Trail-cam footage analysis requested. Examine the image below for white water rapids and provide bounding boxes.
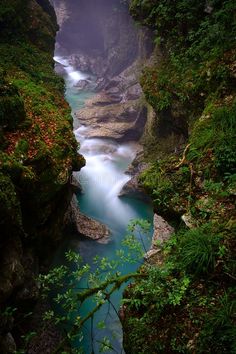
[54,55,88,86]
[74,126,140,230]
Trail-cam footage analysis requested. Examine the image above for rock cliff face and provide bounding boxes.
[0,0,84,351]
[53,0,145,77]
[53,0,153,142]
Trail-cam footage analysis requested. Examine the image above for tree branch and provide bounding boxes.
[52,272,146,353]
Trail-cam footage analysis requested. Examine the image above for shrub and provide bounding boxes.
[178,224,222,275]
[215,140,236,175]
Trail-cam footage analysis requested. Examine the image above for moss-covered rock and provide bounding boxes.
[0,1,85,348]
[0,76,26,130]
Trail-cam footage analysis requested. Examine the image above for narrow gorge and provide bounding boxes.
[0,0,236,354]
[52,1,154,352]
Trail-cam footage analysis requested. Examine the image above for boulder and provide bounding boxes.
[119,149,150,201]
[75,79,90,90]
[65,195,110,241]
[119,175,151,202]
[54,62,67,76]
[76,97,147,141]
[145,214,174,260]
[152,214,174,246]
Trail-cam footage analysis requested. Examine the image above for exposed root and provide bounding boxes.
[174,143,191,169]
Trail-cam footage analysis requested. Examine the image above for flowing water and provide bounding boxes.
[54,55,153,353]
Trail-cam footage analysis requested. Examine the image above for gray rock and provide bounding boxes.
[152,214,174,246]
[75,79,90,90]
[54,62,66,76]
[65,195,110,241]
[71,175,83,194]
[119,175,151,202]
[122,83,143,102]
[76,97,147,141]
[181,213,197,228]
[145,214,174,260]
[68,53,90,72]
[119,150,150,201]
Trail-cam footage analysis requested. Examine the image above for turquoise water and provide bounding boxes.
[65,86,94,114]
[54,55,153,353]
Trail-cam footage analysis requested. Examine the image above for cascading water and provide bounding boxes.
[75,131,139,228]
[54,55,153,353]
[54,55,88,86]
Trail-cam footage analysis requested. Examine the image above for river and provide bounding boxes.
[54,55,153,353]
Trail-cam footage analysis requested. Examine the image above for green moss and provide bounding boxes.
[125,2,236,353]
[0,0,84,243]
[141,66,176,112]
[131,0,236,160]
[0,76,26,130]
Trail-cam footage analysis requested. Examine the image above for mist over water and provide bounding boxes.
[54,55,153,353]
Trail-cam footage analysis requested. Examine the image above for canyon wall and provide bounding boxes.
[122,1,236,353]
[53,0,153,142]
[53,0,150,77]
[0,1,84,351]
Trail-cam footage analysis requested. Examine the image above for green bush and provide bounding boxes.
[178,224,222,275]
[187,101,236,179]
[215,139,236,175]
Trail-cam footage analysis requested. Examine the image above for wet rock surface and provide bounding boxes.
[75,60,148,141]
[119,148,151,201]
[76,96,147,141]
[119,173,150,202]
[65,195,110,240]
